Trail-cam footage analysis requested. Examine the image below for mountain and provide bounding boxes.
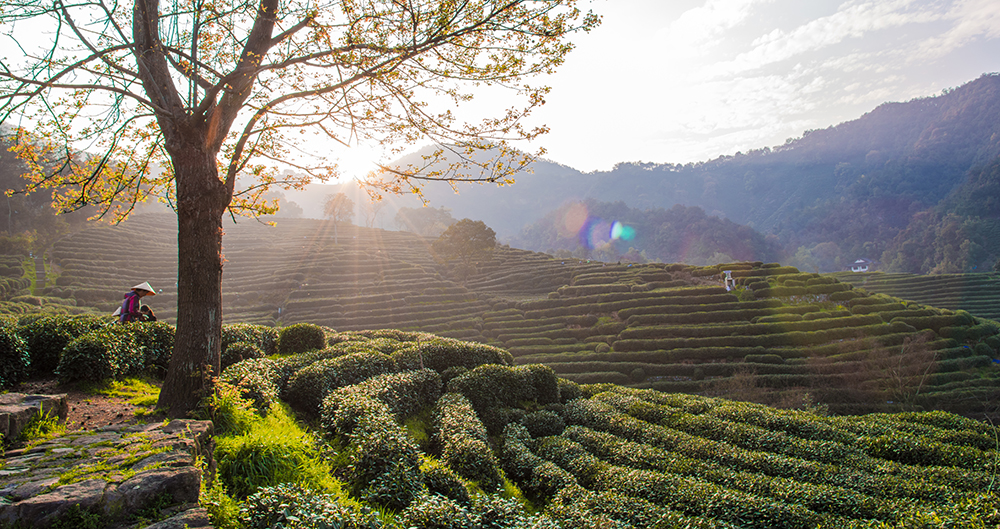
[369,73,1000,272]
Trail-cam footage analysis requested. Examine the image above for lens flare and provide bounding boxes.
[560,203,589,238]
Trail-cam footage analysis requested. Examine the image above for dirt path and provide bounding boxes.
[12,378,165,432]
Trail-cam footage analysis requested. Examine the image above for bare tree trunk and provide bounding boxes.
[157,147,229,417]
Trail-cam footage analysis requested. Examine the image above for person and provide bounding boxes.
[119,281,156,323]
[140,305,157,322]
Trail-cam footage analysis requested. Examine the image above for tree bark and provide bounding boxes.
[157,145,230,417]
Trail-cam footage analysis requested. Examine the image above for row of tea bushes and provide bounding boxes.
[833,272,1000,322]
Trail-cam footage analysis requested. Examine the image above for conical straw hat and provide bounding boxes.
[131,281,156,294]
[112,307,121,316]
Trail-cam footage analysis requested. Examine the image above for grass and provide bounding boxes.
[8,408,65,449]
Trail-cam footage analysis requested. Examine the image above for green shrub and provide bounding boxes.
[283,351,396,415]
[434,393,502,490]
[219,357,282,412]
[349,413,424,510]
[422,462,471,505]
[321,369,443,436]
[446,363,560,434]
[222,323,279,357]
[393,337,513,373]
[129,321,175,373]
[221,341,264,372]
[239,483,382,529]
[19,315,107,375]
[398,493,474,529]
[56,325,144,383]
[0,317,29,389]
[521,410,565,438]
[558,378,582,403]
[278,322,327,355]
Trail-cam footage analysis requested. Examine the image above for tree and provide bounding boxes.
[394,206,455,237]
[323,192,355,243]
[362,199,386,229]
[433,218,496,269]
[1,0,597,416]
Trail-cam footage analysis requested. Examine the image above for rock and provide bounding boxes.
[0,478,108,528]
[143,506,213,529]
[0,393,67,442]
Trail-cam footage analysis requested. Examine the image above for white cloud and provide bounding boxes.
[711,0,935,76]
[915,0,1000,59]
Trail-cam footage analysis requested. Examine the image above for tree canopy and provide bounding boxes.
[433,218,496,267]
[0,0,597,416]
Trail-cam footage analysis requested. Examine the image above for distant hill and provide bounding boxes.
[367,73,1000,273]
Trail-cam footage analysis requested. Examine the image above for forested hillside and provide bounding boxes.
[395,73,1000,274]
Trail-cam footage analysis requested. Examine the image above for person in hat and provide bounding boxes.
[119,281,156,323]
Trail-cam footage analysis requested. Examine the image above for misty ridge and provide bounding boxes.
[260,72,1000,275]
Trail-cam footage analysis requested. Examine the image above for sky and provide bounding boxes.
[339,0,1000,177]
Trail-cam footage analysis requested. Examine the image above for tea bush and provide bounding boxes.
[283,351,396,415]
[349,412,424,510]
[128,321,175,373]
[18,314,107,375]
[219,357,282,412]
[0,316,29,389]
[278,322,327,355]
[239,483,382,529]
[433,393,502,490]
[220,341,264,372]
[392,337,513,373]
[221,323,279,357]
[56,325,144,383]
[321,369,442,436]
[421,459,471,505]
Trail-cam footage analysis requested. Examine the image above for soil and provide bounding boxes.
[12,377,167,432]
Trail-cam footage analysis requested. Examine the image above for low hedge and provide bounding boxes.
[283,351,397,415]
[433,392,502,490]
[446,363,560,434]
[392,337,513,373]
[222,323,279,357]
[0,317,29,389]
[278,322,327,355]
[221,341,265,371]
[18,314,108,375]
[240,483,382,529]
[56,325,145,383]
[321,369,443,436]
[219,357,282,411]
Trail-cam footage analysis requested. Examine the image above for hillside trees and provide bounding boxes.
[394,206,456,237]
[323,192,354,244]
[0,0,597,416]
[433,219,497,274]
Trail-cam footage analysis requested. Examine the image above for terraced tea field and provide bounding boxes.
[832,271,1000,321]
[42,214,1000,415]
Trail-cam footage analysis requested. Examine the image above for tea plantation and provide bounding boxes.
[1,319,998,528]
[16,213,1000,415]
[833,271,1000,322]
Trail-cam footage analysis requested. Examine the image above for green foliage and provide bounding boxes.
[433,218,497,266]
[222,323,279,357]
[219,357,282,413]
[421,459,471,505]
[128,321,175,373]
[214,402,342,500]
[55,324,145,383]
[0,316,29,389]
[283,351,397,416]
[18,314,107,375]
[321,369,442,436]
[433,392,502,490]
[220,340,264,372]
[521,410,565,438]
[278,323,327,355]
[446,363,560,434]
[392,337,513,373]
[239,483,382,529]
